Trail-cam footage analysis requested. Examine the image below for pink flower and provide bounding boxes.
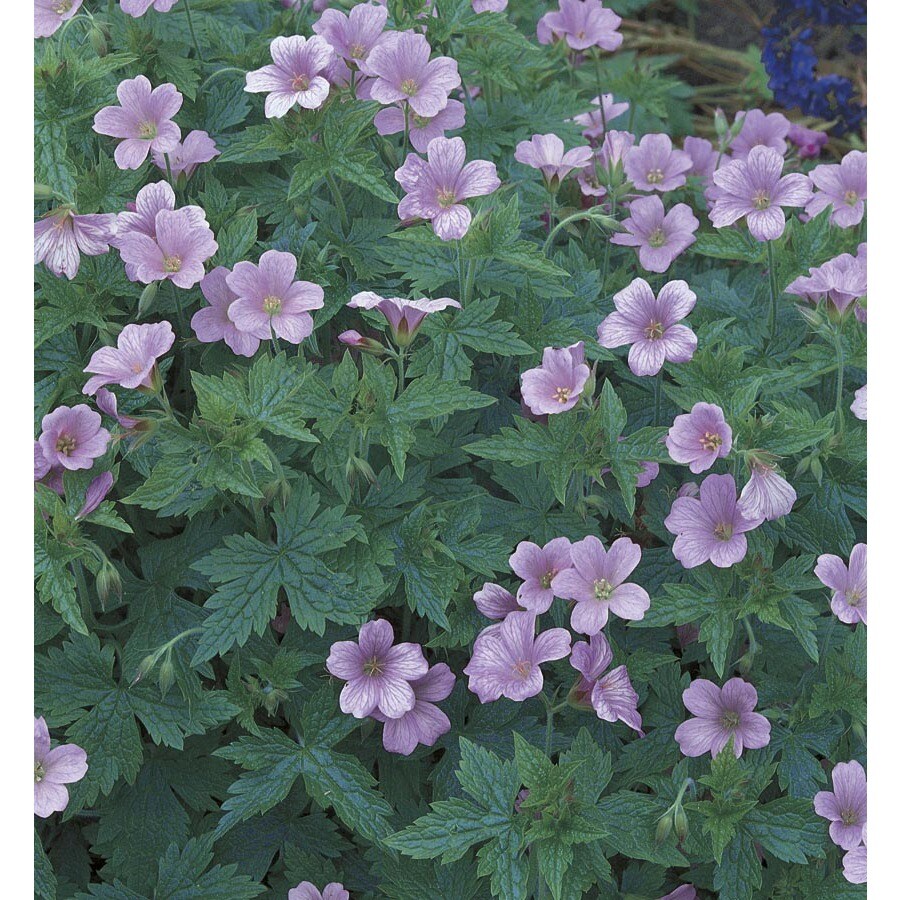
[537,0,623,52]
[75,471,115,520]
[374,100,466,153]
[288,883,349,900]
[34,208,117,280]
[120,0,179,15]
[226,250,324,345]
[313,2,388,66]
[464,610,571,703]
[348,291,460,345]
[665,402,732,474]
[787,123,828,159]
[625,133,693,193]
[570,632,643,735]
[514,133,594,187]
[573,94,629,141]
[683,136,722,182]
[729,109,790,159]
[371,662,455,755]
[815,543,867,626]
[326,619,429,719]
[851,385,867,421]
[805,150,867,228]
[474,583,521,619]
[34,442,52,482]
[842,827,867,885]
[709,145,812,241]
[35,0,83,38]
[39,405,110,471]
[245,36,334,118]
[83,321,176,395]
[474,0,508,10]
[365,32,460,118]
[785,251,867,316]
[674,677,771,758]
[191,266,261,358]
[739,457,796,522]
[610,195,698,273]
[552,535,650,634]
[94,388,140,429]
[598,278,697,376]
[93,75,182,170]
[519,342,590,415]
[395,136,500,241]
[34,716,88,818]
[151,130,219,180]
[814,760,867,851]
[509,537,573,613]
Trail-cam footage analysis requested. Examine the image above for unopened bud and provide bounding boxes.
[132,653,158,686]
[674,805,689,842]
[138,281,159,317]
[338,331,385,355]
[89,24,109,57]
[655,811,674,845]
[34,183,55,200]
[158,655,175,697]
[714,108,729,139]
[96,560,122,607]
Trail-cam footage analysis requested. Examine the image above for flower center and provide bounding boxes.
[400,78,419,96]
[540,571,554,589]
[713,522,733,542]
[846,589,861,608]
[648,227,667,248]
[35,762,46,783]
[593,578,614,601]
[55,434,76,456]
[349,43,367,60]
[53,0,72,12]
[163,255,182,273]
[752,190,771,210]
[646,168,665,184]
[721,710,741,730]
[844,190,859,206]
[841,809,859,826]
[291,73,310,92]
[552,386,572,404]
[263,295,283,315]
[436,188,456,208]
[362,656,384,677]
[512,659,533,679]
[645,321,664,341]
[138,121,158,140]
[700,431,722,451]
[411,112,431,129]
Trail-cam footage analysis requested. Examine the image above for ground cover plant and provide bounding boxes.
[34,1,867,897]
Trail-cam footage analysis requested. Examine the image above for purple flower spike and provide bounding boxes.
[35,0,84,38]
[34,208,117,280]
[729,109,790,159]
[598,278,697,376]
[610,195,699,273]
[372,662,455,755]
[815,543,867,626]
[326,619,428,719]
[348,291,460,345]
[665,402,732,473]
[674,677,771,758]
[474,583,521,619]
[92,75,182,170]
[226,250,324,345]
[570,632,644,735]
[664,474,762,569]
[814,760,867,851]
[192,267,262,358]
[552,535,650,634]
[464,610,571,703]
[805,150,867,229]
[245,36,334,118]
[39,406,110,472]
[366,32,460,118]
[152,130,218,180]
[75,471,115,521]
[514,134,594,186]
[395,136,499,241]
[573,94,629,141]
[509,537,573,613]
[739,458,796,522]
[537,0,623,52]
[34,716,88,818]
[374,100,466,153]
[289,883,350,900]
[851,385,867,421]
[120,0,179,15]
[313,2,388,67]
[83,321,175,395]
[787,123,828,159]
[709,145,812,241]
[625,133,693,192]
[519,343,590,415]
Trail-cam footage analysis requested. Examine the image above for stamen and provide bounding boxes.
[646,168,665,184]
[400,78,419,97]
[594,578,614,601]
[752,190,770,210]
[164,255,182,273]
[648,227,667,248]
[552,386,572,403]
[55,435,76,456]
[263,295,282,315]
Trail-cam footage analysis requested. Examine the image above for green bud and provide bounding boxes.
[674,805,689,842]
[138,281,159,318]
[34,183,55,200]
[132,653,159,686]
[714,107,729,139]
[655,811,674,845]
[89,24,109,57]
[96,559,122,608]
[158,654,175,697]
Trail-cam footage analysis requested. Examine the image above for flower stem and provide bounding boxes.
[593,50,607,133]
[182,0,204,62]
[766,239,779,344]
[834,323,845,434]
[653,369,663,424]
[547,190,556,236]
[456,241,466,300]
[325,172,348,231]
[395,349,406,393]
[163,152,174,188]
[198,67,246,94]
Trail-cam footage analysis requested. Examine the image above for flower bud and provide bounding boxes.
[89,23,109,57]
[138,282,159,318]
[132,653,158,686]
[714,108,729,139]
[655,811,674,845]
[158,654,175,697]
[34,183,55,200]
[96,559,123,608]
[339,331,386,355]
[674,805,689,842]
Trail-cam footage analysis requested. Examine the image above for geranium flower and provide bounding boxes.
[665,402,732,473]
[473,583,521,619]
[120,0,179,15]
[473,0,507,10]
[739,456,796,522]
[514,133,594,187]
[38,405,110,472]
[289,883,349,900]
[348,291,460,345]
[519,343,590,415]
[83,321,176,395]
[729,109,790,159]
[151,130,219,180]
[245,36,334,118]
[537,0,623,52]
[34,208,117,280]
[75,471,115,521]
[374,100,466,153]
[814,760,867,850]
[787,123,828,159]
[842,827,867,885]
[191,267,261,358]
[35,0,83,39]
[34,716,88,818]
[805,150,867,228]
[625,133,693,192]
[312,2,388,67]
[573,94,629,141]
[785,251,867,316]
[610,195,699,273]
[93,75,182,170]
[508,537,573,614]
[851,385,867,421]
[570,632,643,734]
[815,543,867,625]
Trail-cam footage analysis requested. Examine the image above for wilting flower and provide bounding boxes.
[93,75,182,170]
[610,195,699,273]
[473,0,507,10]
[38,406,110,471]
[729,109,790,159]
[395,136,499,240]
[326,619,428,719]
[313,2,388,66]
[245,36,334,118]
[338,331,385,354]
[288,883,349,900]
[842,826,867,885]
[598,278,697,376]
[787,123,828,159]
[226,250,324,345]
[35,0,84,39]
[464,610,571,703]
[75,471,115,520]
[34,716,88,818]
[34,208,117,280]
[83,321,175,395]
[151,130,218,180]
[537,0,623,52]
[514,134,594,188]
[552,535,650,634]
[664,473,762,569]
[815,543,867,626]
[366,32,460,118]
[625,133,693,193]
[814,760,867,850]
[709,146,812,241]
[120,0,179,15]
[95,388,140,429]
[520,342,590,415]
[570,633,643,734]
[375,100,466,153]
[739,455,796,521]
[674,677,771,758]
[191,267,261,358]
[851,385,867,421]
[665,402,732,473]
[805,150,867,228]
[372,663,455,755]
[509,537,573,614]
[573,94,629,141]
[474,583,521,619]
[348,291,460,345]
[785,251,867,316]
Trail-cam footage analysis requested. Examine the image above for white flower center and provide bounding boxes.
[753,190,771,210]
[552,386,572,404]
[164,255,182,273]
[263,295,283,315]
[400,78,419,96]
[646,168,665,184]
[700,431,722,451]
[594,578,614,601]
[139,121,158,140]
[648,227,667,248]
[55,434,76,456]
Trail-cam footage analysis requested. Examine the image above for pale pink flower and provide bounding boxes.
[83,321,175,395]
[191,267,261,357]
[151,130,219,180]
[508,537,573,613]
[34,208,117,280]
[245,36,334,118]
[519,342,590,415]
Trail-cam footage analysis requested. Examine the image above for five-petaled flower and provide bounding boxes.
[815,543,867,625]
[34,716,88,818]
[520,342,591,415]
[814,760,867,851]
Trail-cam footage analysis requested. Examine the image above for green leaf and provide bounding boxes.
[388,374,495,424]
[35,830,57,900]
[743,798,827,864]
